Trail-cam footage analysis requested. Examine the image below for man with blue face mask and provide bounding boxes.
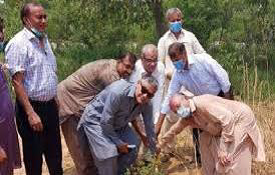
[5,3,62,175]
[155,42,233,164]
[158,8,206,80]
[156,7,206,163]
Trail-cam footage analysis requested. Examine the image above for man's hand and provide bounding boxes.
[0,147,7,164]
[28,111,43,132]
[12,72,43,131]
[117,143,129,154]
[218,151,230,166]
[140,134,149,147]
[156,143,162,155]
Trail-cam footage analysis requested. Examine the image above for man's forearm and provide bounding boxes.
[160,118,189,147]
[12,72,34,116]
[155,113,166,136]
[131,119,145,137]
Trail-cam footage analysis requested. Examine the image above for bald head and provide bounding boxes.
[169,93,189,113]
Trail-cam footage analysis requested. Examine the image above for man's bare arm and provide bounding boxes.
[131,119,148,146]
[159,118,191,147]
[12,72,43,131]
[155,113,166,137]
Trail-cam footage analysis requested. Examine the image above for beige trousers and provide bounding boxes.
[200,132,252,175]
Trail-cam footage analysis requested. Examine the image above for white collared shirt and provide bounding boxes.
[161,53,231,115]
[5,28,57,101]
[129,59,165,123]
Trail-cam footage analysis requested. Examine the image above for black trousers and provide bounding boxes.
[16,99,63,175]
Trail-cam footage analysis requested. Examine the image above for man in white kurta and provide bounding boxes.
[160,93,265,175]
[129,44,165,124]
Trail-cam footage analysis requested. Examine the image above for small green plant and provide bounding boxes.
[125,158,164,175]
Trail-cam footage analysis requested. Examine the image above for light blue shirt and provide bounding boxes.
[161,53,231,114]
[5,28,57,101]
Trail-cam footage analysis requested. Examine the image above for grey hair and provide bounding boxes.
[140,74,159,89]
[165,8,182,20]
[141,44,157,58]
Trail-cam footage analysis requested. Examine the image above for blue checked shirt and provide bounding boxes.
[161,53,231,114]
[5,28,57,101]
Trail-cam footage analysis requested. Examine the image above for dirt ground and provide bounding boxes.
[13,129,201,175]
[14,134,76,175]
[13,100,275,175]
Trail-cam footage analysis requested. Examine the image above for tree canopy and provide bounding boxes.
[1,0,274,98]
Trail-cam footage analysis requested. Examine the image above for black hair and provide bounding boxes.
[117,52,137,65]
[20,2,43,25]
[168,42,186,59]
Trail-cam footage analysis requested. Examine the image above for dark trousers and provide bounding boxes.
[16,99,63,175]
[192,128,201,165]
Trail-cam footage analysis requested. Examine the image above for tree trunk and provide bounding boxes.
[150,0,166,39]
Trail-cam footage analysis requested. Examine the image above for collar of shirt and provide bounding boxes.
[168,29,185,38]
[23,27,48,41]
[167,29,192,42]
[127,83,136,98]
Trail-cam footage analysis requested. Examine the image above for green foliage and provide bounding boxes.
[125,160,163,175]
[1,0,275,99]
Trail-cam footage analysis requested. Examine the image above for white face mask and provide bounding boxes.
[176,105,192,119]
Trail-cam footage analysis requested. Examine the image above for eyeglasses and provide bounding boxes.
[142,57,157,64]
[141,85,154,99]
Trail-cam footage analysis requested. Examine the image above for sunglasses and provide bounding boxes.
[141,85,154,99]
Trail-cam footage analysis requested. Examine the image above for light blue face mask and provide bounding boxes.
[173,60,185,70]
[0,42,5,52]
[176,105,192,119]
[170,21,182,33]
[31,28,44,39]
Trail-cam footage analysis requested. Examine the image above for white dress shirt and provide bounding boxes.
[161,53,231,115]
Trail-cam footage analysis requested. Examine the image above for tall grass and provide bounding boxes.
[130,63,275,175]
[241,64,275,175]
